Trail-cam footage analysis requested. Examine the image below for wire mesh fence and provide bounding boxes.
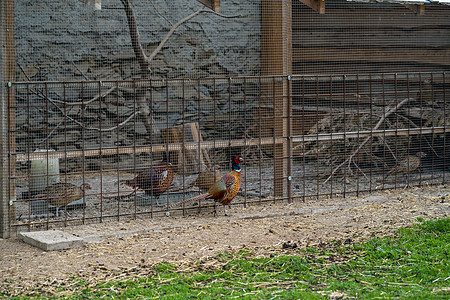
[2,0,450,236]
[4,72,449,233]
[290,73,449,198]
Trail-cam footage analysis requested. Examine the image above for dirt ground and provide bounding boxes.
[1,185,449,296]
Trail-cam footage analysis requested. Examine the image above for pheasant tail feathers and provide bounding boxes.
[172,192,210,207]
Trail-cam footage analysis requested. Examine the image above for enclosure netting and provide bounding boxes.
[1,0,449,233]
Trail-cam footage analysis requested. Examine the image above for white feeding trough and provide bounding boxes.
[30,149,60,215]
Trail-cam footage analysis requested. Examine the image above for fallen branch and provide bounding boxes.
[18,62,136,133]
[47,99,142,132]
[72,61,90,80]
[323,98,413,184]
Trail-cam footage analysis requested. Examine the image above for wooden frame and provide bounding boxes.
[298,0,326,14]
[196,0,220,12]
[13,126,448,162]
[261,0,293,198]
[404,4,425,15]
[0,0,15,238]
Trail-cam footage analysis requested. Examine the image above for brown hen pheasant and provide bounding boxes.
[33,182,92,217]
[384,152,427,180]
[174,156,242,215]
[189,166,222,192]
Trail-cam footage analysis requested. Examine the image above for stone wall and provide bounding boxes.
[13,0,262,171]
[15,0,261,81]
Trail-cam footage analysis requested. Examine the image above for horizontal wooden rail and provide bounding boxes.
[12,137,284,162]
[10,76,285,87]
[292,126,449,143]
[12,126,448,162]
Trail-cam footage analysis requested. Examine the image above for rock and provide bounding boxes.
[49,130,81,147]
[282,242,298,249]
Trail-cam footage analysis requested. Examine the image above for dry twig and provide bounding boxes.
[323,98,412,184]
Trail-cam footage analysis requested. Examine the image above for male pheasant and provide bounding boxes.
[33,182,92,217]
[384,152,427,180]
[174,156,243,215]
[123,160,173,199]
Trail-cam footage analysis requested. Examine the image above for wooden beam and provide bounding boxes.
[196,0,220,12]
[0,0,15,239]
[292,127,449,143]
[262,1,292,198]
[297,0,325,14]
[293,48,450,66]
[14,137,286,162]
[161,122,210,174]
[403,4,425,16]
[12,126,449,163]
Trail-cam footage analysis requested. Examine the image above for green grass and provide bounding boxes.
[3,217,449,299]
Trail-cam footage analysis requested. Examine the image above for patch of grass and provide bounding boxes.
[2,218,449,299]
[317,218,450,299]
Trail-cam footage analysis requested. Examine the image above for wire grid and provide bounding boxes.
[292,1,450,74]
[290,73,449,199]
[5,72,450,233]
[2,0,450,235]
[7,77,274,231]
[15,0,262,81]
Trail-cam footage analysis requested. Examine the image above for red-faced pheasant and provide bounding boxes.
[33,182,92,217]
[174,156,243,215]
[123,161,173,199]
[384,152,427,180]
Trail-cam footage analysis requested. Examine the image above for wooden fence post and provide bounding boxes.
[261,0,292,199]
[0,0,15,238]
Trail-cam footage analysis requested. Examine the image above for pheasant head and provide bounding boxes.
[232,156,243,172]
[80,183,92,191]
[415,152,427,158]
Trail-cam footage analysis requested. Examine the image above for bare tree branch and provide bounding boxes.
[71,62,90,80]
[120,0,160,141]
[149,0,173,26]
[18,62,140,133]
[323,98,413,184]
[47,98,142,132]
[120,0,150,77]
[119,1,240,142]
[48,86,117,106]
[148,8,241,63]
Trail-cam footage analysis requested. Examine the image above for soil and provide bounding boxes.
[1,185,449,296]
